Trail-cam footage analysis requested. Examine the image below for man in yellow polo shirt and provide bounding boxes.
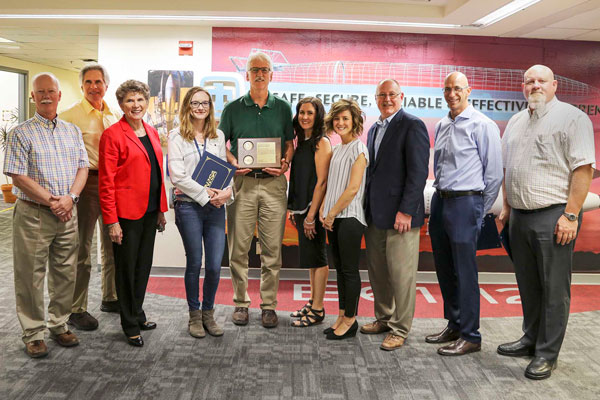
[60,63,121,330]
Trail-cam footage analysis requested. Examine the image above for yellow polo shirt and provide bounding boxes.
[60,98,121,169]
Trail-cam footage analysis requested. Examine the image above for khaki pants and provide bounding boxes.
[365,225,420,338]
[226,174,287,309]
[72,174,117,312]
[13,200,79,343]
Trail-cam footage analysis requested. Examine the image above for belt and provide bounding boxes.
[175,194,195,203]
[246,170,273,179]
[20,199,51,210]
[512,203,565,214]
[436,190,483,199]
[88,169,99,176]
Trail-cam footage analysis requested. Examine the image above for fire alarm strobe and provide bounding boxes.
[178,41,193,56]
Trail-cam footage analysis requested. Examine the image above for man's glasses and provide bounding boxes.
[190,101,211,109]
[375,92,400,99]
[443,86,469,94]
[248,67,271,74]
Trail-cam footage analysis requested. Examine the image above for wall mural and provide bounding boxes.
[207,27,600,272]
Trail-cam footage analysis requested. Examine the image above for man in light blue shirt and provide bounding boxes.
[425,71,503,356]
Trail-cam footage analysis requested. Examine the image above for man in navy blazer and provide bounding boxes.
[361,79,430,351]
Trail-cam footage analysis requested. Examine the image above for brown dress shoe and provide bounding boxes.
[68,311,98,331]
[232,307,249,326]
[261,310,278,328]
[360,320,391,335]
[425,326,460,343]
[437,338,481,356]
[25,340,49,358]
[380,333,405,351]
[51,330,80,347]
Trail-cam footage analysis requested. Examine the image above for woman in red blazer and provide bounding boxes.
[99,79,167,347]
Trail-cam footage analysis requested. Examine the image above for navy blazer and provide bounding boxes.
[365,108,430,230]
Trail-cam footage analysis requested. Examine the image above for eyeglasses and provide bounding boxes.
[375,92,400,99]
[248,67,271,74]
[190,101,211,109]
[443,86,469,94]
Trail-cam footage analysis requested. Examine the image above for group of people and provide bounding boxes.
[3,51,594,381]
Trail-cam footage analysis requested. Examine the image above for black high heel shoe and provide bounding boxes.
[326,320,358,340]
[127,335,144,347]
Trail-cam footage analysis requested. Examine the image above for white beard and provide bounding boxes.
[528,92,546,114]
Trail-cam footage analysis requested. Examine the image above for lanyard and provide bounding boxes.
[193,138,204,156]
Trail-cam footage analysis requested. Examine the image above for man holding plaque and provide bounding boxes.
[219,51,294,328]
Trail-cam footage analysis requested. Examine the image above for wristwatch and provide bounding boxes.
[69,193,80,204]
[563,212,577,221]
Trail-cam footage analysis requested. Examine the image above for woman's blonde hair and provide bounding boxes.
[324,99,364,137]
[178,87,217,142]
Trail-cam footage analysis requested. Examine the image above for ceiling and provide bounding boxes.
[1,0,599,71]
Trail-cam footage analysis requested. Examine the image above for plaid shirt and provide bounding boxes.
[3,112,89,202]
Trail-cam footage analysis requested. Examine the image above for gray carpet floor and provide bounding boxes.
[0,200,599,399]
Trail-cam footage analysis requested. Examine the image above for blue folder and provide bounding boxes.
[191,151,235,189]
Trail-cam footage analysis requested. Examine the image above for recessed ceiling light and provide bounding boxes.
[472,0,541,27]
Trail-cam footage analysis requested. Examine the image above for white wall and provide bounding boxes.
[98,24,213,110]
[98,24,214,268]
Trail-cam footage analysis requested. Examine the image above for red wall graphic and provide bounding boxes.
[212,28,600,273]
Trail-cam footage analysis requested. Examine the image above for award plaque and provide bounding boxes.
[237,137,281,168]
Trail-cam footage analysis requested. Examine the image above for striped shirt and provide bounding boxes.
[322,138,369,226]
[503,97,596,210]
[3,113,89,202]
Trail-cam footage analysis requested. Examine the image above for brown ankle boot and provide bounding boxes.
[188,310,205,338]
[202,309,224,336]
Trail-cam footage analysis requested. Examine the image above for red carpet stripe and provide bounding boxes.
[147,277,600,318]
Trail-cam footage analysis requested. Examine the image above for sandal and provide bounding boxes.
[290,299,313,318]
[291,307,324,327]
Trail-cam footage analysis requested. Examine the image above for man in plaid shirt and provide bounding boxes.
[3,72,89,358]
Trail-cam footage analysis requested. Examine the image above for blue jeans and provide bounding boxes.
[174,201,225,311]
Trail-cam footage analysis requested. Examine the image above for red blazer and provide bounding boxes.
[99,117,168,224]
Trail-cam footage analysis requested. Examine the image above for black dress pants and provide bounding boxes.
[509,206,576,361]
[113,211,158,337]
[327,217,365,318]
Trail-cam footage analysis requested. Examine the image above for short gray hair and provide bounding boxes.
[246,51,273,72]
[115,79,150,104]
[32,72,60,90]
[79,63,110,86]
